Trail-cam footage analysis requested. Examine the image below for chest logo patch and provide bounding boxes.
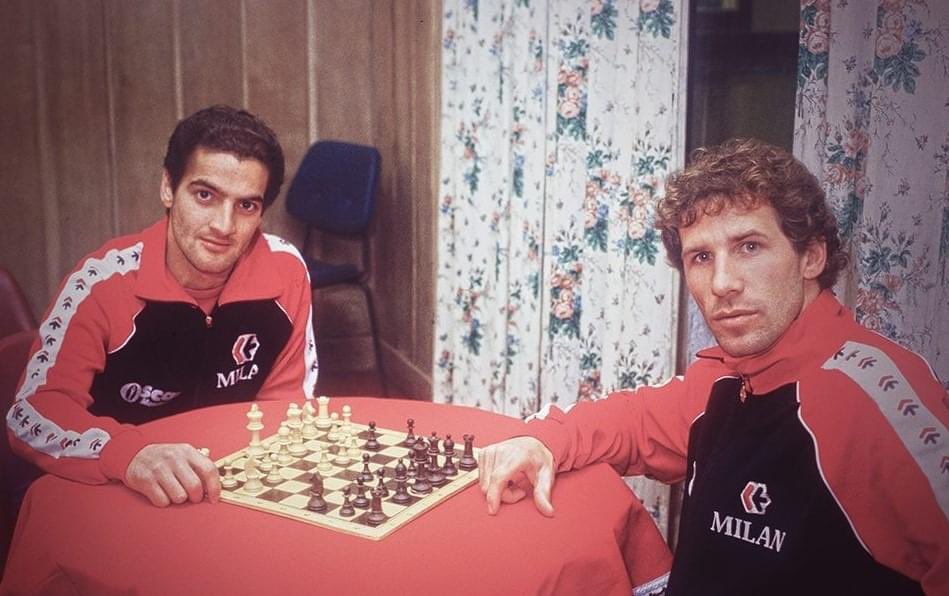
[741,481,772,515]
[232,333,261,366]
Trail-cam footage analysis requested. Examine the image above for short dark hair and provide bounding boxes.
[163,105,285,209]
[657,138,847,289]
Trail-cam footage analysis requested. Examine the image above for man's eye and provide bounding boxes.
[743,242,758,253]
[692,252,710,263]
[196,190,212,201]
[239,200,260,213]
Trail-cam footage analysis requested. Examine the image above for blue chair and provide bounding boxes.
[286,140,387,396]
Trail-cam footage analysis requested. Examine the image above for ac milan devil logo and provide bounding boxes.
[232,333,260,366]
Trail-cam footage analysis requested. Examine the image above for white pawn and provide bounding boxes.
[348,435,361,459]
[220,459,238,489]
[333,439,351,466]
[264,453,283,486]
[277,423,293,465]
[327,413,341,442]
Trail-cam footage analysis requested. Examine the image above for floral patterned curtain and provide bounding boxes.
[795,0,949,387]
[435,0,686,537]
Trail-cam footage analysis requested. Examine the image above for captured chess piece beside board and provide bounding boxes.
[213,396,480,540]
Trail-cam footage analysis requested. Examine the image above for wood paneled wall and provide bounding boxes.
[0,0,440,399]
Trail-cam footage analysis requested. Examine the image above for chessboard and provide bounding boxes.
[213,398,480,541]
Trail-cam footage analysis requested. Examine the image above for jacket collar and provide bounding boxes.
[134,217,284,305]
[696,290,851,395]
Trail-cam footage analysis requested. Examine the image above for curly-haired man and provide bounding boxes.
[479,139,947,595]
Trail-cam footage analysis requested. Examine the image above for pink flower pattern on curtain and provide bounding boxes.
[435,0,686,537]
[795,0,949,388]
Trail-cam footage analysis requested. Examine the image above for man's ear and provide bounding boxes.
[802,238,827,281]
[160,170,174,209]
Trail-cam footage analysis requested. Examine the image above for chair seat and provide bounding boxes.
[305,257,363,289]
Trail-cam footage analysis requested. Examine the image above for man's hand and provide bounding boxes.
[124,443,221,507]
[478,436,556,517]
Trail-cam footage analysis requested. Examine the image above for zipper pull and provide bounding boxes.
[739,377,753,402]
[205,315,213,328]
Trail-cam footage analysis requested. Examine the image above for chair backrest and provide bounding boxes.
[285,140,382,236]
[0,268,36,339]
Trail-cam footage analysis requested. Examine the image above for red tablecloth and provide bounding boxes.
[1,398,671,595]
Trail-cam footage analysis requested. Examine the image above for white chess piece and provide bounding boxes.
[315,395,332,430]
[287,403,307,457]
[302,401,318,439]
[243,457,264,494]
[246,404,265,458]
[277,423,293,465]
[341,405,352,434]
[220,458,238,489]
[317,449,333,473]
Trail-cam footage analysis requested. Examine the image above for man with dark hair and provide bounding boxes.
[479,139,947,594]
[6,105,317,507]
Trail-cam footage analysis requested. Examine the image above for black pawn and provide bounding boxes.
[442,451,458,477]
[366,421,381,451]
[391,477,411,504]
[359,453,374,483]
[443,434,456,457]
[353,478,370,509]
[404,418,416,447]
[376,467,389,497]
[407,459,417,478]
[394,457,408,481]
[459,434,478,471]
[366,486,387,526]
[428,432,440,456]
[339,488,356,517]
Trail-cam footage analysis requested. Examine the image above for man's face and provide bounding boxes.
[680,200,826,358]
[161,147,268,290]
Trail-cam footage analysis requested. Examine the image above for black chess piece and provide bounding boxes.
[428,452,447,487]
[407,459,417,478]
[306,473,327,512]
[428,432,440,456]
[413,438,429,466]
[376,467,389,497]
[459,434,478,471]
[359,453,374,483]
[366,486,387,526]
[443,434,456,457]
[353,478,370,509]
[394,457,408,481]
[391,477,411,504]
[404,418,416,447]
[442,451,459,477]
[339,487,356,517]
[411,460,432,495]
[365,421,381,451]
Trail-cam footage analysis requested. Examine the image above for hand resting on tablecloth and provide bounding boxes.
[478,436,556,517]
[125,443,221,507]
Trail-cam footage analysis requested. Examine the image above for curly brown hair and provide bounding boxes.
[656,138,847,289]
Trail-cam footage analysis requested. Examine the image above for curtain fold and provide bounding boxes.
[436,0,686,538]
[794,0,949,386]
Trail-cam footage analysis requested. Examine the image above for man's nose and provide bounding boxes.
[209,202,235,235]
[711,256,742,297]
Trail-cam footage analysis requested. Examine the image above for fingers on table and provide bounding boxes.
[127,444,219,507]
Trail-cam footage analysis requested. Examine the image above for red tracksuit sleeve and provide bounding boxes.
[5,287,147,485]
[527,367,712,484]
[254,257,318,403]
